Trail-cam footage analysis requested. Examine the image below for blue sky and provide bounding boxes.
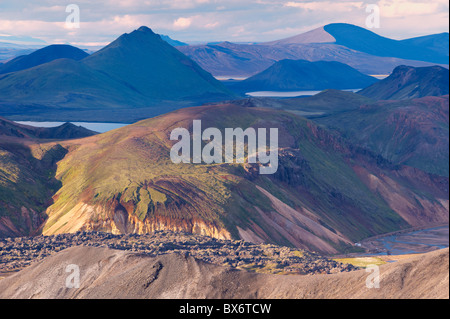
[0,0,448,46]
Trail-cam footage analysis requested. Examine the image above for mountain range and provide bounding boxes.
[322,24,448,64]
[0,25,448,259]
[0,27,236,122]
[0,24,448,123]
[178,23,449,77]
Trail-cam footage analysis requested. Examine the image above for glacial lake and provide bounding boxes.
[15,121,129,133]
[246,88,361,98]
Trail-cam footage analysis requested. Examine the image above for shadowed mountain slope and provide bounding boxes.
[358,65,449,100]
[0,142,67,237]
[0,119,97,237]
[400,32,449,57]
[316,95,450,177]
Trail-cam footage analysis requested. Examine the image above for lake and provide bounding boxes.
[16,121,129,133]
[245,88,361,98]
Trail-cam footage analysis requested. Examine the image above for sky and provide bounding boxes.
[0,0,448,47]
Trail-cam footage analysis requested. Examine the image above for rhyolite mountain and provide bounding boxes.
[2,104,447,254]
[228,59,378,92]
[0,27,236,122]
[0,44,89,75]
[178,24,448,77]
[358,65,449,100]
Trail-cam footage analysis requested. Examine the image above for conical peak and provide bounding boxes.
[136,26,155,34]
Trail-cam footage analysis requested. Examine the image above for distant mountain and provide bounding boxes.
[324,23,449,64]
[82,26,231,101]
[279,89,375,114]
[228,59,378,92]
[0,35,46,45]
[400,33,449,57]
[226,89,375,116]
[160,34,188,46]
[0,27,236,122]
[0,117,97,139]
[178,24,448,77]
[0,43,42,64]
[359,65,449,100]
[0,44,89,74]
[263,26,336,45]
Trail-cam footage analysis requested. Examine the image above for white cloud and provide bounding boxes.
[285,1,364,12]
[377,0,448,18]
[0,1,447,44]
[173,17,193,29]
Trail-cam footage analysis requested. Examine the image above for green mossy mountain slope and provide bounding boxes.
[32,104,448,254]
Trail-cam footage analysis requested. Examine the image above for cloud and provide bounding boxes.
[0,1,447,45]
[285,1,364,12]
[377,0,448,17]
[173,17,193,29]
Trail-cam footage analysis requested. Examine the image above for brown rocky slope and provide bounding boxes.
[0,245,447,299]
